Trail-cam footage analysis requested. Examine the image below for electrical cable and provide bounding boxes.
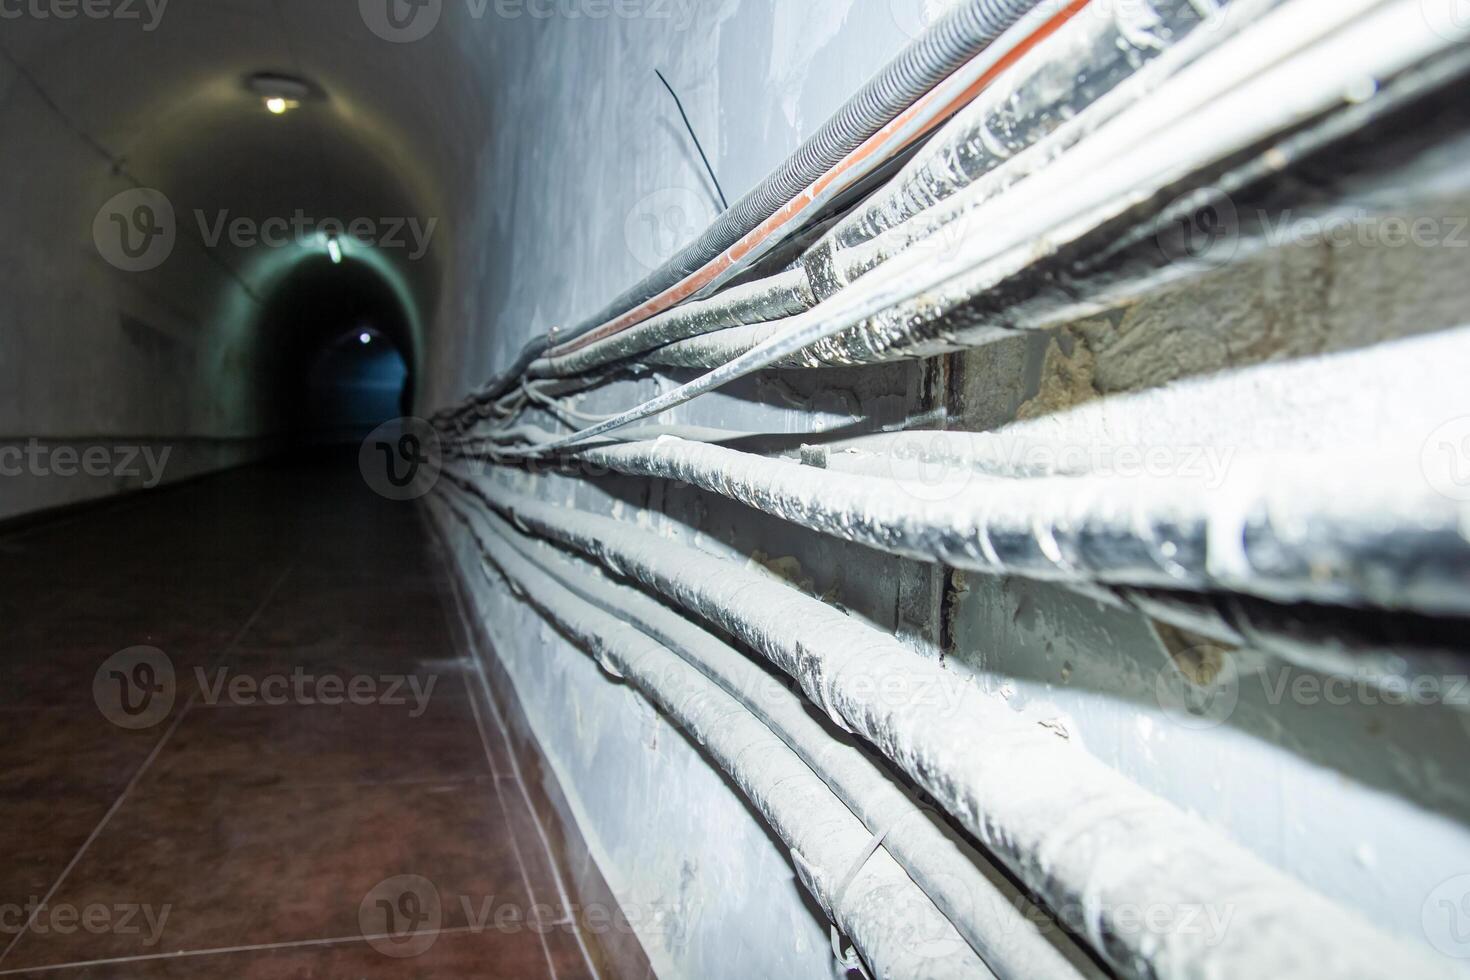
[433,0,1077,429]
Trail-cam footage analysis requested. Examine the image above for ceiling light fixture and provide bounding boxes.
[245,72,318,117]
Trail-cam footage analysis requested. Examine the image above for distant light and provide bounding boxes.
[359,332,372,345]
[327,235,343,265]
[265,97,289,115]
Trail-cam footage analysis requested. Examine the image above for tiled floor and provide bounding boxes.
[0,459,607,978]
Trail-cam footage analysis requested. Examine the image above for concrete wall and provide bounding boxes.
[420,4,953,974]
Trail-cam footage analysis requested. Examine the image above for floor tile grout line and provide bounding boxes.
[0,560,297,967]
[0,926,483,976]
[466,619,603,980]
[462,671,562,980]
[436,535,561,980]
[430,527,601,980]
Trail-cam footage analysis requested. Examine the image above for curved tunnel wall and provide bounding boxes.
[0,0,458,518]
[0,4,936,973]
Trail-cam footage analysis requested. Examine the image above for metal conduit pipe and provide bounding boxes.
[451,492,1106,980]
[823,0,1238,255]
[448,433,1469,683]
[528,269,816,380]
[802,0,1263,302]
[483,0,1240,408]
[632,316,957,371]
[559,0,1047,346]
[643,3,1467,373]
[472,0,1456,452]
[496,0,1270,395]
[449,421,1469,682]
[529,0,1226,384]
[432,497,995,980]
[629,39,1466,378]
[440,0,1461,440]
[436,0,1054,429]
[452,0,1278,428]
[467,437,1470,616]
[434,475,1462,980]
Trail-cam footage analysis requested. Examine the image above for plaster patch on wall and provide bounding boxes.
[766,1,857,131]
[1015,329,1100,421]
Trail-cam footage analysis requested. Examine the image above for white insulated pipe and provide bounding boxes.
[439,473,1465,980]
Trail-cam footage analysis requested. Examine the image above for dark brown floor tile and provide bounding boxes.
[222,644,470,701]
[139,698,489,793]
[0,648,128,709]
[2,460,649,979]
[3,780,529,970]
[0,792,114,914]
[455,669,514,780]
[237,596,452,651]
[0,708,161,796]
[2,928,554,979]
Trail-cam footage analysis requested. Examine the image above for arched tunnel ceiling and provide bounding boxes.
[0,0,494,411]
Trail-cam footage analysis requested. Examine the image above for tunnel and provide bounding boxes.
[4,1,1470,977]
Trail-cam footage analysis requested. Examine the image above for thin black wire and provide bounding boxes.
[655,69,729,213]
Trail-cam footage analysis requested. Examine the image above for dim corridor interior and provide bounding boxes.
[0,456,645,979]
